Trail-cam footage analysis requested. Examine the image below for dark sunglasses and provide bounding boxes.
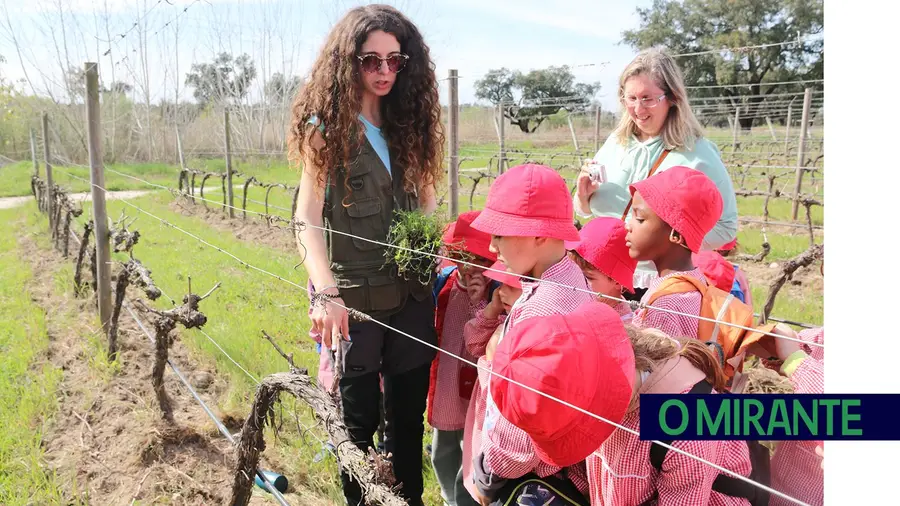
[356,53,409,73]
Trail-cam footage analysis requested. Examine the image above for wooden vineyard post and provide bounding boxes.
[42,112,54,226]
[224,109,235,218]
[448,69,459,219]
[30,128,39,176]
[498,101,506,175]
[84,62,114,358]
[791,88,813,221]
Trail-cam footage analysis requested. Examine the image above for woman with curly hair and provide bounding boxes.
[290,5,444,505]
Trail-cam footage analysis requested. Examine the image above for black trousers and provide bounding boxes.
[338,294,436,506]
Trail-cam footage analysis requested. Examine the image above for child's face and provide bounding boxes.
[498,284,522,313]
[584,268,621,301]
[455,256,493,285]
[489,235,538,275]
[625,192,672,261]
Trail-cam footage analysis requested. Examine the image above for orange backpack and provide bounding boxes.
[646,275,778,389]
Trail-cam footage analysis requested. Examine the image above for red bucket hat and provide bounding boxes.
[490,302,635,468]
[483,260,522,289]
[692,250,736,293]
[565,217,637,293]
[471,164,580,242]
[443,211,497,262]
[629,166,723,253]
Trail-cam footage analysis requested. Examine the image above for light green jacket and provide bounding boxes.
[575,133,738,288]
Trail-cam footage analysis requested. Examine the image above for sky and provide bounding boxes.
[0,0,655,111]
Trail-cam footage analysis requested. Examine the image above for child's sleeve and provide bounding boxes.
[473,416,540,499]
[781,350,824,394]
[481,412,542,481]
[465,310,503,358]
[636,293,700,339]
[656,440,724,506]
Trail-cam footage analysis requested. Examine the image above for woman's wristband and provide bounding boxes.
[316,283,339,295]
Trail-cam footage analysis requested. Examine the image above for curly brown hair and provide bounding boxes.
[288,4,445,196]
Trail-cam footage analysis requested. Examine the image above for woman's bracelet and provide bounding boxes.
[311,290,341,310]
[316,283,339,294]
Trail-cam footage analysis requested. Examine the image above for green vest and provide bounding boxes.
[323,137,432,318]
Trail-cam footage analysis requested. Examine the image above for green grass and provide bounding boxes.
[0,208,68,505]
[0,158,301,198]
[751,281,823,328]
[736,228,820,261]
[737,196,823,225]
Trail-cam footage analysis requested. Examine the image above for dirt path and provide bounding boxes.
[16,216,328,506]
[0,190,154,209]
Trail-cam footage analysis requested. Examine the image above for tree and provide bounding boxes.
[103,81,133,94]
[474,66,600,133]
[264,73,303,105]
[621,0,823,130]
[64,65,85,104]
[184,52,257,107]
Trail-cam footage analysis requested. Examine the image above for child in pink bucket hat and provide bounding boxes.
[429,211,499,506]
[624,165,723,340]
[490,301,634,463]
[565,217,638,321]
[459,260,523,504]
[465,164,597,504]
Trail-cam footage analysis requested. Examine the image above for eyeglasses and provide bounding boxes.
[356,53,409,74]
[622,93,667,109]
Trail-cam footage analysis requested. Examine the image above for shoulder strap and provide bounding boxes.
[621,149,671,221]
[649,380,713,471]
[710,441,772,505]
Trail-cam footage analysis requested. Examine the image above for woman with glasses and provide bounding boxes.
[290,5,444,505]
[573,47,738,301]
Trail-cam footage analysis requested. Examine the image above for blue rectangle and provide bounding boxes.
[639,394,900,441]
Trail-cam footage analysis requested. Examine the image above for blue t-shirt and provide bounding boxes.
[309,114,391,176]
[358,114,391,175]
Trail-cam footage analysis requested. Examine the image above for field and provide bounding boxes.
[0,132,823,505]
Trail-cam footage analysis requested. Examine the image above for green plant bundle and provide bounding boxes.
[384,209,447,286]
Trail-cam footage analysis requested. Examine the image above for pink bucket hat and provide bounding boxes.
[483,260,522,289]
[490,302,635,468]
[565,217,637,293]
[442,210,497,262]
[471,164,580,242]
[629,166,724,253]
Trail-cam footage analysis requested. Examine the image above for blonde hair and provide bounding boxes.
[614,47,704,151]
[624,324,726,411]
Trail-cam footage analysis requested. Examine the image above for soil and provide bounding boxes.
[20,226,330,505]
[169,198,297,254]
[739,259,824,309]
